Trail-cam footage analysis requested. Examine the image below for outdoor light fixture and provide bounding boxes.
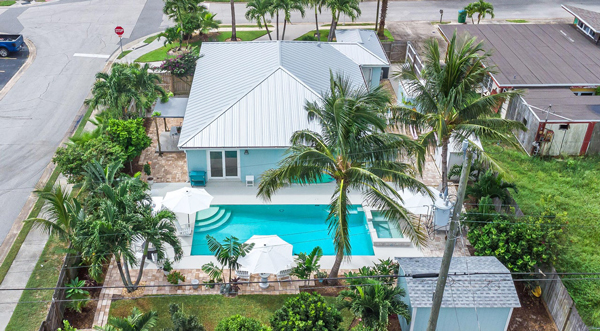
[244,150,249,155]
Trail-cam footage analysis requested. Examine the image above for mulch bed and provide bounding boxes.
[508,282,557,331]
[63,263,109,329]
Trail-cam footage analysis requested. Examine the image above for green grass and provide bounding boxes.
[485,143,600,327]
[220,24,274,28]
[143,34,161,44]
[323,22,375,27]
[135,30,268,63]
[117,50,133,59]
[109,294,353,330]
[295,30,330,42]
[0,1,16,6]
[431,21,451,25]
[506,19,529,23]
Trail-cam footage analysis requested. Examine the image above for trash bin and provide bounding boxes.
[458,9,467,24]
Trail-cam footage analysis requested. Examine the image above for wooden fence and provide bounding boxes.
[538,266,589,331]
[157,72,193,96]
[381,41,407,63]
[38,253,79,331]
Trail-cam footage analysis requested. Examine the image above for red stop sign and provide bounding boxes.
[115,26,124,37]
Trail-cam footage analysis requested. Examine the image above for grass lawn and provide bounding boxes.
[431,21,451,25]
[323,22,375,27]
[5,235,69,331]
[0,1,16,6]
[117,50,132,59]
[220,24,273,28]
[135,30,267,62]
[143,34,161,44]
[506,19,529,23]
[295,28,394,42]
[485,142,600,327]
[110,294,353,330]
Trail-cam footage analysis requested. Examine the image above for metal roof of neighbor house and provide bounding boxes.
[563,5,600,32]
[521,88,600,122]
[335,29,389,64]
[179,40,383,149]
[396,256,521,308]
[438,24,600,87]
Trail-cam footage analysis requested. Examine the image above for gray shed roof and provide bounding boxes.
[179,40,384,149]
[397,256,520,308]
[335,29,389,64]
[563,5,600,32]
[153,97,188,118]
[522,88,600,122]
[438,24,600,87]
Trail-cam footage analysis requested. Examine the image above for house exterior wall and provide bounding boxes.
[543,123,589,156]
[506,96,540,155]
[371,67,383,89]
[397,266,412,331]
[587,123,600,154]
[411,307,512,331]
[184,148,284,182]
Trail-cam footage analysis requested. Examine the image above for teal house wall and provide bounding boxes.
[397,266,412,331]
[370,67,383,89]
[410,307,511,331]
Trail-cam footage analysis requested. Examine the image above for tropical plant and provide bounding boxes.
[465,170,517,204]
[344,258,398,288]
[129,63,167,114]
[201,261,224,283]
[24,185,84,241]
[78,159,127,197]
[394,32,526,192]
[308,0,327,40]
[376,0,388,39]
[58,321,78,331]
[257,73,429,282]
[272,0,305,40]
[65,277,90,313]
[158,26,182,47]
[337,279,410,331]
[245,0,274,40]
[197,11,221,36]
[326,0,361,41]
[143,162,151,176]
[464,0,494,24]
[95,307,158,331]
[85,64,140,118]
[462,195,500,229]
[205,235,254,283]
[162,259,173,273]
[163,303,206,331]
[159,51,201,78]
[167,271,186,284]
[448,157,485,181]
[291,246,323,285]
[105,118,152,167]
[163,0,206,46]
[216,315,269,331]
[270,292,342,330]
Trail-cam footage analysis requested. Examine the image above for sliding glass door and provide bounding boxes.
[209,150,238,178]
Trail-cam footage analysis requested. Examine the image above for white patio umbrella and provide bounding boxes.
[162,187,214,225]
[237,235,294,274]
[397,187,443,215]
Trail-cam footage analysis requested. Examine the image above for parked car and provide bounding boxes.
[0,34,24,57]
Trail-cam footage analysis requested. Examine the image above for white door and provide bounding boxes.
[209,150,239,178]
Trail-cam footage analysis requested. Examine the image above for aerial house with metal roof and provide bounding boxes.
[177,31,390,183]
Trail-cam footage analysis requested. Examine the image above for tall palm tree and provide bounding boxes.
[85,64,139,118]
[163,0,205,45]
[308,0,327,40]
[205,235,254,283]
[95,307,158,331]
[25,185,84,241]
[257,73,429,282]
[395,32,526,192]
[326,0,361,42]
[376,0,388,39]
[465,0,494,24]
[245,0,274,40]
[277,0,305,40]
[229,0,238,41]
[338,279,410,330]
[130,63,166,116]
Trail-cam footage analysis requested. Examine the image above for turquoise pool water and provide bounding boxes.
[191,204,374,256]
[372,211,404,239]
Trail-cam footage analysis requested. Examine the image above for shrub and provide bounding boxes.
[344,258,398,287]
[270,292,342,331]
[167,271,186,284]
[53,136,126,183]
[465,170,517,204]
[163,303,206,331]
[298,35,317,41]
[291,246,323,285]
[58,320,78,331]
[105,118,152,163]
[160,51,201,78]
[65,277,89,313]
[143,162,152,176]
[216,315,270,331]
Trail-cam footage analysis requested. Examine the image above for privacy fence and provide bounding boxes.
[38,253,79,331]
[157,72,193,96]
[538,266,589,331]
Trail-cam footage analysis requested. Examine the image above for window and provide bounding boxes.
[522,117,528,126]
[576,21,596,38]
[209,151,238,178]
[573,91,594,96]
[559,124,570,130]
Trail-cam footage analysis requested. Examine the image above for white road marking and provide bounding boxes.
[73,53,110,59]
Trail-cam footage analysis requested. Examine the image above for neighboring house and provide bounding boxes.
[396,256,520,331]
[438,6,600,155]
[178,31,389,183]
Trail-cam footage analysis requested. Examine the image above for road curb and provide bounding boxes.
[0,37,36,101]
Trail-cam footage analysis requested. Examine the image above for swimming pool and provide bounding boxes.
[191,204,374,256]
[371,211,404,239]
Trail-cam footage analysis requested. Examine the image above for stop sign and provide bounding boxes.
[115,26,124,37]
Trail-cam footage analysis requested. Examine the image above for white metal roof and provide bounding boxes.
[179,40,387,149]
[335,29,390,64]
[330,43,388,66]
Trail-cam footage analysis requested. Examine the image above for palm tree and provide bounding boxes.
[326,0,361,42]
[277,0,305,40]
[376,0,388,39]
[338,279,410,330]
[229,0,237,41]
[85,64,139,118]
[394,32,526,192]
[205,235,254,283]
[163,0,205,46]
[95,307,158,331]
[257,73,429,283]
[465,0,494,24]
[245,0,274,40]
[130,63,166,116]
[25,185,84,241]
[308,0,326,40]
[198,11,221,36]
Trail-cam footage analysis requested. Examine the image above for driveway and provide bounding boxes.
[0,44,28,90]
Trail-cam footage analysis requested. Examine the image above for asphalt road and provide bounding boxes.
[0,44,28,90]
[0,0,599,248]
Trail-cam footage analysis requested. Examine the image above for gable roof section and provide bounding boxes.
[335,29,389,64]
[397,256,520,308]
[179,40,377,148]
[563,5,600,32]
[330,43,389,66]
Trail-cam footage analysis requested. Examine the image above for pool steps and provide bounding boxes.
[195,207,232,232]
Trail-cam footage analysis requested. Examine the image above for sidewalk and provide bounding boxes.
[117,37,164,64]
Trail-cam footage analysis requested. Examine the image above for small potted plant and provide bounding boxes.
[162,259,173,276]
[315,270,328,284]
[167,271,186,285]
[144,162,153,185]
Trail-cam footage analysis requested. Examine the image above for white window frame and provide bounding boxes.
[206,150,241,179]
[577,21,596,38]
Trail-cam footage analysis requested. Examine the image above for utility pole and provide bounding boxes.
[426,140,473,331]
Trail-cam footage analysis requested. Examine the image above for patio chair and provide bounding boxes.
[235,269,250,283]
[276,268,292,285]
[189,171,206,187]
[245,175,254,187]
[174,220,193,236]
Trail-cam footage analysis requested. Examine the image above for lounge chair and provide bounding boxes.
[174,220,192,236]
[235,269,250,283]
[276,268,292,285]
